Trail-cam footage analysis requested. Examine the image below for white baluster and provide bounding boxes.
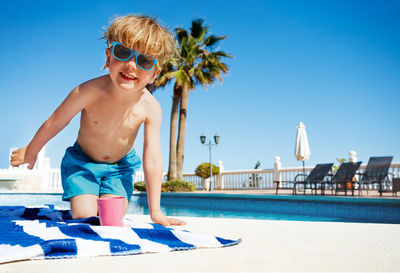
[349,150,357,163]
[274,156,282,185]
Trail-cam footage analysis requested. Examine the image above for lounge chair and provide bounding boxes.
[324,162,362,196]
[392,178,400,197]
[357,156,393,196]
[291,163,333,195]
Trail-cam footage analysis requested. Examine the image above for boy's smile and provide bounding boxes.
[120,72,138,81]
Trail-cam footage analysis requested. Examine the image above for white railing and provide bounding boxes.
[4,147,398,192]
[42,169,62,191]
[179,163,400,191]
[0,167,62,192]
[181,168,303,190]
[133,172,169,183]
[219,169,274,190]
[1,162,399,192]
[134,171,145,183]
[181,174,203,188]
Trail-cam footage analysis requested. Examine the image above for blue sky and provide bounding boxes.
[1,0,399,173]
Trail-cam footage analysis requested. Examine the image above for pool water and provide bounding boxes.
[1,192,399,224]
[154,193,400,224]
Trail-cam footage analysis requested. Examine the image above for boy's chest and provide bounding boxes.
[83,102,146,133]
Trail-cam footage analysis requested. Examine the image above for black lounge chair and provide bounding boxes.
[324,161,362,196]
[392,178,400,197]
[357,156,393,196]
[292,163,333,195]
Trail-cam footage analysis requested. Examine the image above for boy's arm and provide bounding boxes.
[10,86,91,169]
[143,100,185,226]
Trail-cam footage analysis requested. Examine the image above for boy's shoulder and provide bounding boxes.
[70,75,109,100]
[143,89,159,106]
[65,76,108,105]
[142,89,162,121]
[79,75,109,92]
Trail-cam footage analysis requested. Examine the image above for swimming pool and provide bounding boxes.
[1,192,399,224]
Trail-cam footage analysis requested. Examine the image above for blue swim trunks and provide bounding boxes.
[61,142,141,202]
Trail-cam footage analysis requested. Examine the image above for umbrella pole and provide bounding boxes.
[302,161,305,175]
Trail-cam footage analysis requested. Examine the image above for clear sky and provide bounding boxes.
[1,0,399,173]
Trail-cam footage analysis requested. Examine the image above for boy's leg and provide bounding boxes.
[100,193,129,214]
[70,194,99,219]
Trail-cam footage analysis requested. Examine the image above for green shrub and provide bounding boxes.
[134,180,196,192]
[134,181,146,191]
[162,180,196,192]
[195,162,219,178]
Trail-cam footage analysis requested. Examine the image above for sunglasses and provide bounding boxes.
[110,41,158,71]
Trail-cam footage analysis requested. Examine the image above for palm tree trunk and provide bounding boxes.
[176,86,189,180]
[167,84,181,181]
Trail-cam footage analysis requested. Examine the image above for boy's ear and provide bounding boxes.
[105,49,111,68]
[148,68,161,84]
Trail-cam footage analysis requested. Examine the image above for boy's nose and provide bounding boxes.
[126,56,138,68]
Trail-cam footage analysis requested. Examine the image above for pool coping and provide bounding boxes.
[2,191,400,207]
[145,192,400,207]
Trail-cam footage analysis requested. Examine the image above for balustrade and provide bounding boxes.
[1,149,399,192]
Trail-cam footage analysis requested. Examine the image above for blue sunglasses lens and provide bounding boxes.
[113,43,132,61]
[137,54,156,70]
[113,43,156,70]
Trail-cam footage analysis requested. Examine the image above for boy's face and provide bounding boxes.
[105,45,160,92]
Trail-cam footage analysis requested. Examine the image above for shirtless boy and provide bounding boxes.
[10,15,185,227]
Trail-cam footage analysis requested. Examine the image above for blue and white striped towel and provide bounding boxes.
[0,205,241,263]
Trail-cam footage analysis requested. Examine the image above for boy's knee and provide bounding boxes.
[71,210,97,219]
[70,194,99,219]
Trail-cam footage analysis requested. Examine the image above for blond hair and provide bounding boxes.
[102,15,177,65]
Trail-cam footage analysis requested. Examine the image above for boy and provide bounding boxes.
[10,15,185,227]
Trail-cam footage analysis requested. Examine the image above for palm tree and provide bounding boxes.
[154,19,232,181]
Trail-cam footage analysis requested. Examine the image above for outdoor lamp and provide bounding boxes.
[214,134,220,145]
[200,134,206,144]
[200,133,220,191]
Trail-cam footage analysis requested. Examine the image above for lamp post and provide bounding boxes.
[200,133,220,191]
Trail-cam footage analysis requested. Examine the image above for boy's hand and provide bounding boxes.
[10,147,37,170]
[150,210,186,227]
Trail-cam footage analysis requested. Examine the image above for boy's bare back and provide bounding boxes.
[75,74,160,163]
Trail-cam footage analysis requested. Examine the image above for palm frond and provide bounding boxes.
[192,68,209,89]
[159,60,176,73]
[203,35,226,47]
[175,69,192,88]
[175,28,188,44]
[190,19,208,41]
[154,71,178,88]
[210,51,233,59]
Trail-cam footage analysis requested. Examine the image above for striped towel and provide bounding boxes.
[0,205,241,263]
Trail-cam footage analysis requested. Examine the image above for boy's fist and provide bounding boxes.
[10,147,37,170]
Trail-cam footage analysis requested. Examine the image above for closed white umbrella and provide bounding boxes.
[295,122,311,174]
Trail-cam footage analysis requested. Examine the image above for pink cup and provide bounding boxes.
[97,196,126,227]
